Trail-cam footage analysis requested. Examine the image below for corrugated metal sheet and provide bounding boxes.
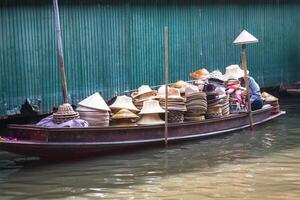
[0,0,299,116]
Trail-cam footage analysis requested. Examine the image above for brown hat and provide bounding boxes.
[111,109,139,120]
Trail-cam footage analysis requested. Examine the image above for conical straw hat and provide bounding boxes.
[139,99,165,114]
[109,95,139,112]
[78,92,110,112]
[137,113,165,125]
[131,85,157,99]
[233,30,258,45]
[111,109,139,120]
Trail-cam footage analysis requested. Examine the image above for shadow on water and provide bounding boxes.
[0,97,299,199]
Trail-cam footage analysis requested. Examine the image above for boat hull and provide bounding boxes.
[0,107,285,160]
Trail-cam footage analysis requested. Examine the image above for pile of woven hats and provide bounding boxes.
[131,85,157,110]
[76,92,110,126]
[261,92,280,114]
[171,80,193,98]
[109,95,140,126]
[184,85,207,121]
[206,91,223,119]
[138,99,165,125]
[53,103,79,124]
[215,87,230,116]
[156,86,186,123]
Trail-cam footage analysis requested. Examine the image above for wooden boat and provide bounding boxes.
[0,105,285,160]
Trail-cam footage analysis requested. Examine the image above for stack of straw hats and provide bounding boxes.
[156,86,186,123]
[111,109,139,126]
[206,92,223,119]
[138,100,165,125]
[261,92,280,114]
[109,95,140,125]
[184,85,207,121]
[215,87,230,116]
[76,92,110,126]
[131,85,157,110]
[53,103,79,124]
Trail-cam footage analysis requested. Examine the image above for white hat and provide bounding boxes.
[233,30,258,45]
[109,95,139,112]
[137,113,165,125]
[139,99,165,114]
[223,65,248,81]
[131,85,157,99]
[185,85,199,96]
[78,92,110,112]
[209,70,224,82]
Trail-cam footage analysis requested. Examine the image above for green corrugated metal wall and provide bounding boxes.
[0,0,299,116]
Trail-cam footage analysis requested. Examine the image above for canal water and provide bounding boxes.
[0,97,300,200]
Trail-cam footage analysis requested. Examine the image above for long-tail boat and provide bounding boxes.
[0,105,285,160]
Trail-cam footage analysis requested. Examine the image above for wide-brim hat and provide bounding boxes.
[109,95,139,112]
[209,70,224,82]
[131,85,157,99]
[111,109,139,120]
[172,80,193,93]
[139,100,165,114]
[156,86,184,100]
[137,113,165,125]
[190,68,210,80]
[223,65,249,81]
[78,92,110,112]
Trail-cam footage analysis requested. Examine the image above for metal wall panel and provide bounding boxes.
[0,0,299,116]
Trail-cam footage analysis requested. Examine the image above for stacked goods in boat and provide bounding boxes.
[156,86,186,123]
[171,80,193,98]
[138,100,165,125]
[53,103,79,124]
[131,85,157,110]
[261,92,280,114]
[185,85,207,121]
[77,92,110,126]
[111,109,139,126]
[206,92,223,118]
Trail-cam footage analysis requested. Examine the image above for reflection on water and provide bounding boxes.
[0,98,300,200]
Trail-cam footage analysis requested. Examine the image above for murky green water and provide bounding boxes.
[0,98,300,200]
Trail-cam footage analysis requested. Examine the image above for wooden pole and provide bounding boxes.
[242,44,254,129]
[164,26,169,145]
[53,0,68,103]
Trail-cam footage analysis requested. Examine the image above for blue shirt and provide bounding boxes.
[249,76,262,103]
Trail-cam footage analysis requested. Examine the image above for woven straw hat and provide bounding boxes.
[139,100,165,114]
[111,109,139,120]
[223,65,249,81]
[78,92,110,112]
[156,86,184,100]
[209,70,224,82]
[109,95,139,112]
[172,80,193,93]
[131,85,157,99]
[53,103,79,124]
[137,113,165,125]
[190,68,210,80]
[185,85,199,97]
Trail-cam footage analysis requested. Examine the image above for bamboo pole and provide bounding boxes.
[242,44,254,129]
[164,26,169,145]
[53,0,68,103]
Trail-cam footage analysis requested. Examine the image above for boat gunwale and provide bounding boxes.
[7,106,273,132]
[1,110,285,146]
